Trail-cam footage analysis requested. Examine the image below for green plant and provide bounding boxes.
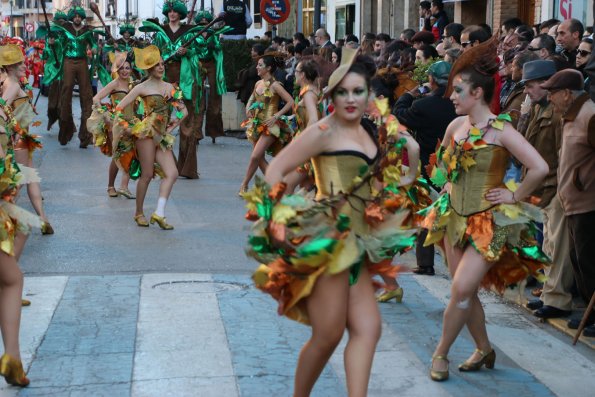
[221,39,256,92]
[412,57,439,85]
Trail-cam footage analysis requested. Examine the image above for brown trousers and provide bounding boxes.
[567,210,595,323]
[47,80,62,129]
[196,59,224,141]
[59,58,93,146]
[166,62,200,179]
[540,196,574,310]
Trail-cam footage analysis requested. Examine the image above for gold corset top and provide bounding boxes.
[141,94,170,132]
[312,151,378,235]
[294,87,321,131]
[110,91,135,119]
[450,145,509,216]
[254,90,280,121]
[12,97,35,129]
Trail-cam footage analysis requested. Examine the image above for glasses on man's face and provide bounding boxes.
[578,49,592,57]
[527,46,542,51]
[461,41,472,48]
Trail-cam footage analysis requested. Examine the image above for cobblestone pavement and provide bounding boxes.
[0,94,592,396]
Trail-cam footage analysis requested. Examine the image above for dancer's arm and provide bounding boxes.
[303,90,320,127]
[397,130,420,187]
[115,83,144,111]
[93,80,117,105]
[1,81,20,107]
[485,124,548,204]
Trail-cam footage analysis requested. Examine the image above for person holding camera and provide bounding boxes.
[392,61,457,275]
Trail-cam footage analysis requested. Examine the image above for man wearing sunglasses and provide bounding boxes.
[528,33,568,70]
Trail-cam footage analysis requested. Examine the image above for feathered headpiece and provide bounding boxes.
[444,34,500,98]
[194,10,213,24]
[67,6,86,21]
[119,23,135,35]
[162,1,188,19]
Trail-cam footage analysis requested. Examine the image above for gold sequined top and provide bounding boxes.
[449,145,509,216]
[312,151,378,236]
[110,91,135,119]
[141,94,170,134]
[294,86,321,133]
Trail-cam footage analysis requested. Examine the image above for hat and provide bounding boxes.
[324,47,359,97]
[54,11,68,21]
[428,61,451,85]
[411,31,435,45]
[110,51,129,75]
[133,45,161,70]
[119,23,135,36]
[194,10,213,25]
[521,60,556,83]
[540,69,584,91]
[68,6,86,21]
[0,44,24,67]
[162,1,188,20]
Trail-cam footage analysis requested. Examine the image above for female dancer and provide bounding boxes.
[420,37,549,381]
[283,59,321,192]
[244,49,417,396]
[87,52,135,199]
[239,53,294,194]
[0,43,45,387]
[2,49,52,235]
[115,46,187,229]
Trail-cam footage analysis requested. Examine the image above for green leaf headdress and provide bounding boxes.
[162,1,188,20]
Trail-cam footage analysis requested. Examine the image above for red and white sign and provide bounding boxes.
[25,23,34,33]
[260,0,290,25]
[556,0,585,21]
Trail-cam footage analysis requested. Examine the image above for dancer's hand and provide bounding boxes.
[264,116,277,127]
[269,222,294,251]
[398,174,416,187]
[439,182,451,195]
[176,47,187,56]
[485,188,517,204]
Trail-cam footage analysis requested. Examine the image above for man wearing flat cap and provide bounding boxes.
[393,61,457,276]
[541,69,595,337]
[519,60,571,320]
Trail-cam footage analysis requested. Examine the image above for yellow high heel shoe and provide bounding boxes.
[377,287,404,303]
[41,222,54,235]
[458,348,496,372]
[134,214,149,227]
[21,299,31,307]
[430,355,449,382]
[0,354,30,387]
[150,213,174,230]
[238,185,248,197]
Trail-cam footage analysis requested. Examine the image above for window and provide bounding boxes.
[302,0,326,36]
[252,0,262,28]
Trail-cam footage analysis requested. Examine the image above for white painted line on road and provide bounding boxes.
[132,274,238,397]
[0,276,68,396]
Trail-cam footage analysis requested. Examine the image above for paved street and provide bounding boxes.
[1,93,594,396]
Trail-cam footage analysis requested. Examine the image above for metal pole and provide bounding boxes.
[10,0,13,37]
[313,0,321,30]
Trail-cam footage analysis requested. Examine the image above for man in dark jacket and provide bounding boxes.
[393,61,457,275]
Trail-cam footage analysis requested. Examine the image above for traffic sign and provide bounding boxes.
[25,23,34,32]
[260,0,290,25]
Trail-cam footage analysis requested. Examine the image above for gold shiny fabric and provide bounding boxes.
[131,95,170,143]
[312,152,374,236]
[245,90,281,143]
[449,145,509,216]
[12,97,39,156]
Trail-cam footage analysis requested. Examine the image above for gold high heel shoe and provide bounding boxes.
[377,287,404,303]
[150,213,174,230]
[41,222,54,235]
[238,185,248,197]
[134,214,149,227]
[117,188,136,199]
[0,354,30,387]
[107,187,118,197]
[21,299,31,307]
[430,355,449,382]
[458,348,496,372]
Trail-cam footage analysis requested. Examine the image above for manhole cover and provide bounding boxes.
[152,280,250,293]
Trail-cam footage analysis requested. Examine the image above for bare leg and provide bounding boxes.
[14,150,48,223]
[240,135,276,189]
[432,246,492,371]
[258,158,269,174]
[108,160,118,189]
[154,149,178,201]
[345,267,382,397]
[134,139,156,216]
[119,173,131,191]
[0,249,25,359]
[294,271,350,397]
